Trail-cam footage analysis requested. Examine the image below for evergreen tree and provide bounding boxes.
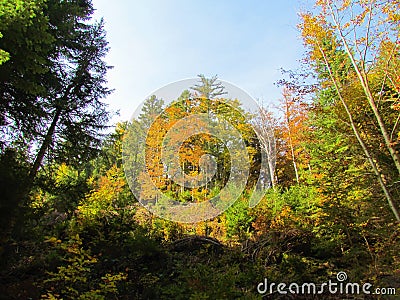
[191,74,226,99]
[0,0,113,184]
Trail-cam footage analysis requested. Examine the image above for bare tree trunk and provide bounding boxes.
[28,107,62,185]
[256,108,277,188]
[288,136,299,184]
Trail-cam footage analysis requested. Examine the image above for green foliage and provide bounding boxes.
[1,0,112,176]
[0,0,51,67]
[42,235,127,300]
[2,3,400,298]
[2,115,400,298]
[76,166,127,221]
[224,196,254,240]
[157,247,263,300]
[191,74,227,99]
[0,0,53,136]
[32,163,90,215]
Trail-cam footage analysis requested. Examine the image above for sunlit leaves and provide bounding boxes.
[77,166,126,221]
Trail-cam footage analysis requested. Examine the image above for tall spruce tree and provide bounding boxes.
[0,0,112,239]
[0,0,112,183]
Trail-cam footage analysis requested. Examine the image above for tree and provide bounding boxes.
[272,87,310,186]
[299,6,400,221]
[0,0,49,65]
[0,0,54,140]
[321,0,400,175]
[28,17,111,184]
[0,1,112,242]
[123,84,263,219]
[301,0,400,174]
[283,89,299,183]
[1,0,112,181]
[138,95,164,129]
[191,74,227,99]
[253,106,277,188]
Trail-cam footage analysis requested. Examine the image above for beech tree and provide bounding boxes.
[317,0,400,174]
[299,2,400,221]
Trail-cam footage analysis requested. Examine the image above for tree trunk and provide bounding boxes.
[28,107,62,184]
[318,44,400,221]
[328,3,400,175]
[284,96,300,184]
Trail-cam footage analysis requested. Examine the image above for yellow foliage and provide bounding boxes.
[44,236,62,245]
[77,166,126,220]
[270,206,300,229]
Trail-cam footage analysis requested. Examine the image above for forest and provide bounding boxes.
[0,0,399,299]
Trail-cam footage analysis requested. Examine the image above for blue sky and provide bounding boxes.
[92,0,312,123]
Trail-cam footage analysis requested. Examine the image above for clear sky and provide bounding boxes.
[92,0,312,124]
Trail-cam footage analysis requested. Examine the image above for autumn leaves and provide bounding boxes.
[122,78,275,222]
[299,0,400,221]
